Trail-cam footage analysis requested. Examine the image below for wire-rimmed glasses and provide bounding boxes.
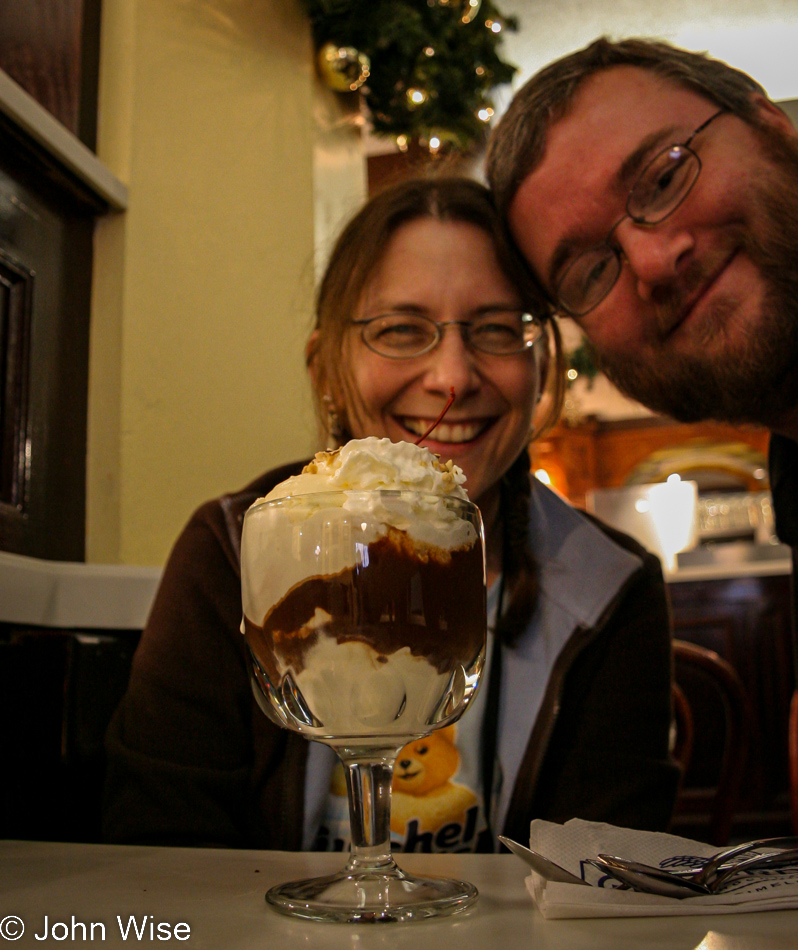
[555,110,726,317]
[353,310,544,359]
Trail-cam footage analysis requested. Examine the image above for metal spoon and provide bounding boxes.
[691,836,798,887]
[498,835,589,886]
[596,835,798,893]
[710,847,798,892]
[588,856,709,898]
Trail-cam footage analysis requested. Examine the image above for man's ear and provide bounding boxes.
[751,93,797,136]
[534,330,550,405]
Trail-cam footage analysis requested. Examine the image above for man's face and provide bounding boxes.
[507,66,798,432]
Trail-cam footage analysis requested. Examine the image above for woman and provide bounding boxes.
[103,176,679,850]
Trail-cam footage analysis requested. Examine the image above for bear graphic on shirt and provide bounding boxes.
[390,725,477,836]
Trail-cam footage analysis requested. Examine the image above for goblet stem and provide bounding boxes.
[338,748,399,873]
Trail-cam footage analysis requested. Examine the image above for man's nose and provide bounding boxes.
[616,217,695,301]
[423,324,481,394]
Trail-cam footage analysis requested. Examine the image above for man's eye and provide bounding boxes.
[575,252,612,292]
[636,149,693,209]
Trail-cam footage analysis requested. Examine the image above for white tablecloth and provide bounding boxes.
[1,841,797,949]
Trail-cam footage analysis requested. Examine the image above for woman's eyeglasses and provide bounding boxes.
[353,310,544,359]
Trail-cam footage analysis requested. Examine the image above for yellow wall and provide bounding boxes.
[87,0,355,566]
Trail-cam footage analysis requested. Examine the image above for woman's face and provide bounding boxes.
[340,217,540,506]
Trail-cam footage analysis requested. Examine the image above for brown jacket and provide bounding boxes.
[103,461,679,848]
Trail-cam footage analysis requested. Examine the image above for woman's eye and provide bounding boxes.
[472,320,520,342]
[376,321,426,341]
[365,317,435,352]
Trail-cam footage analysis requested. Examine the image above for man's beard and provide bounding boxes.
[599,119,798,430]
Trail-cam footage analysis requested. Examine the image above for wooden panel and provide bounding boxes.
[531,416,771,508]
[0,127,94,560]
[367,144,470,195]
[0,624,141,843]
[668,574,795,840]
[0,0,101,148]
[0,250,33,511]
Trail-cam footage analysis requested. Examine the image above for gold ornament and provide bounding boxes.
[316,42,370,92]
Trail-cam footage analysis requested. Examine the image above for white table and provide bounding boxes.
[2,841,797,949]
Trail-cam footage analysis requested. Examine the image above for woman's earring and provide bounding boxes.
[322,394,345,448]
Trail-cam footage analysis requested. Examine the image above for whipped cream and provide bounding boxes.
[260,437,468,500]
[241,438,479,628]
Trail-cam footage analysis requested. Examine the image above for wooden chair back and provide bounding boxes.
[669,639,752,846]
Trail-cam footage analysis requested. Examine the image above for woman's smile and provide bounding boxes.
[346,217,540,505]
[396,416,495,445]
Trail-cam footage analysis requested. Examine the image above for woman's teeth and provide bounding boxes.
[401,419,487,443]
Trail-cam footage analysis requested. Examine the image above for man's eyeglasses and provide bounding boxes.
[555,109,727,317]
[353,310,544,359]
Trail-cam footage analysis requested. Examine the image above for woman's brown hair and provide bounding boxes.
[307,174,564,642]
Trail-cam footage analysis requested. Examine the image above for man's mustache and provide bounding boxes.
[647,238,741,337]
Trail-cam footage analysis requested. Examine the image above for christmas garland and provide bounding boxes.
[302,0,519,153]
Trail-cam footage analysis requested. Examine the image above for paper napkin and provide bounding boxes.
[524,818,798,919]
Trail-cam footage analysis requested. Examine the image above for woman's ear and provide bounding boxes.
[305,329,320,375]
[306,329,330,402]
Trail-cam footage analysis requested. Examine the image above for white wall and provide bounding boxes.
[88,0,325,566]
[496,0,798,106]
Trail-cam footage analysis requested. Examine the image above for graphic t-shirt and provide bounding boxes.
[312,584,501,854]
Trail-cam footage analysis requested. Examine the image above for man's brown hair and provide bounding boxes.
[485,36,768,216]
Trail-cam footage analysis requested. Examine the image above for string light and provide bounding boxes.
[461,0,482,23]
[406,88,429,107]
[477,106,494,122]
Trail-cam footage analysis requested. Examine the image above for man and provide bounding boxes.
[485,35,798,822]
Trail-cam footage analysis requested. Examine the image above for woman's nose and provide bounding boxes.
[422,324,481,395]
[616,217,695,301]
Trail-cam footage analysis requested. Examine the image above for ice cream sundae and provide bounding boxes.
[240,437,485,743]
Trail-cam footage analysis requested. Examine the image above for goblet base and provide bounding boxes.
[265,864,478,923]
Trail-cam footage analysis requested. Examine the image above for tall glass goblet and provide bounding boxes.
[241,489,486,923]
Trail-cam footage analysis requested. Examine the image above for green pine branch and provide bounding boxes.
[302,0,518,151]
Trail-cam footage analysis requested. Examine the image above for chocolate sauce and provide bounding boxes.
[244,534,484,680]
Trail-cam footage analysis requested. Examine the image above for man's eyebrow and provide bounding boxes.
[617,124,681,186]
[546,123,682,288]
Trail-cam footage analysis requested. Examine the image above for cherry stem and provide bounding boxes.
[415,387,456,446]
